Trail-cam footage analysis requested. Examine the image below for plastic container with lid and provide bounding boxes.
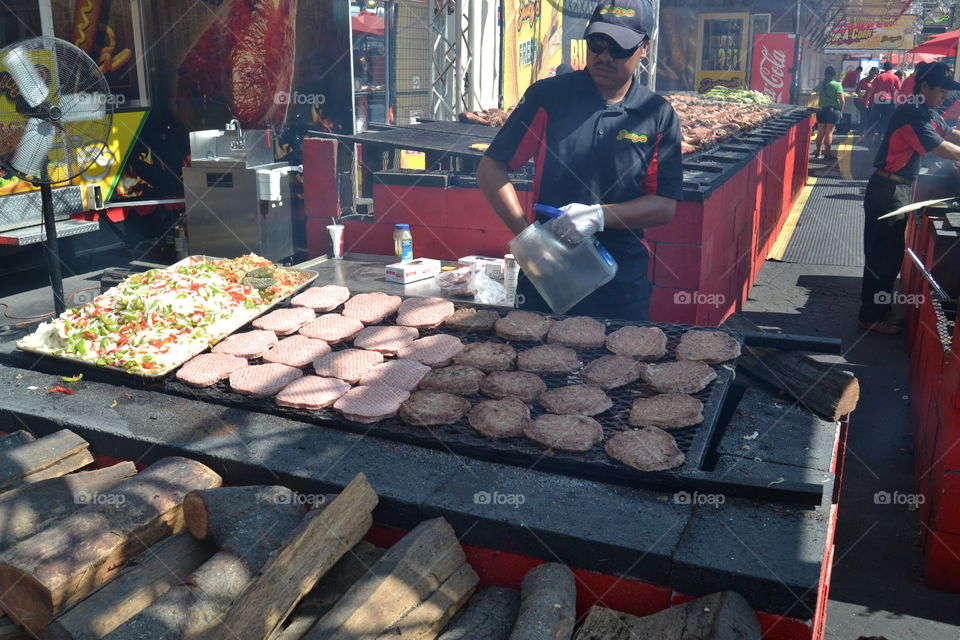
[508,204,618,314]
[393,224,413,262]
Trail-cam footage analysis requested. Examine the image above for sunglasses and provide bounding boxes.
[586,35,639,59]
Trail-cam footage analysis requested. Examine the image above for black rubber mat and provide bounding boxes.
[780,180,866,267]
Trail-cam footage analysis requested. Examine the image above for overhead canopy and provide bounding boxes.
[352,11,384,38]
[907,28,960,58]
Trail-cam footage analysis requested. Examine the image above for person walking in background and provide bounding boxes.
[814,66,844,160]
[866,62,902,146]
[856,67,879,134]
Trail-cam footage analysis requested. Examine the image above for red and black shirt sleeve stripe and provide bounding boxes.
[642,105,683,201]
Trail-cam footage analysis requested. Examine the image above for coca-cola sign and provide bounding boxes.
[749,33,795,104]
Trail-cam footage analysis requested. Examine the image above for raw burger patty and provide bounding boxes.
[539,384,612,416]
[642,361,717,394]
[300,314,364,343]
[480,371,546,403]
[605,326,667,360]
[605,428,685,471]
[517,345,579,374]
[291,285,351,312]
[353,325,419,355]
[444,308,500,332]
[229,363,303,398]
[629,394,704,429]
[276,376,351,410]
[453,342,517,372]
[334,385,410,424]
[396,297,456,328]
[547,316,606,350]
[495,310,555,342]
[581,355,642,390]
[417,365,486,395]
[212,330,279,358]
[176,353,248,388]
[399,391,471,426]
[359,359,431,391]
[676,329,741,364]
[252,307,316,335]
[469,398,530,438]
[342,292,403,324]
[523,415,604,452]
[263,335,331,368]
[313,349,385,383]
[397,334,464,366]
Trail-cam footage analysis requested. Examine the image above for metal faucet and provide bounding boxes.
[226,119,245,150]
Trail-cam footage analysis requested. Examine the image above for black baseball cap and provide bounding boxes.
[584,0,653,50]
[916,62,960,90]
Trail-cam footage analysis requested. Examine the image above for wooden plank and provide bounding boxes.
[377,563,479,639]
[209,474,379,640]
[0,462,137,552]
[508,563,576,640]
[12,451,95,486]
[0,432,35,453]
[271,542,385,640]
[0,457,222,638]
[724,315,860,421]
[0,614,29,640]
[0,430,89,491]
[45,533,214,640]
[303,517,466,640]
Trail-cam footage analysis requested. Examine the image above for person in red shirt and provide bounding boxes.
[856,67,879,135]
[842,66,861,90]
[865,62,902,146]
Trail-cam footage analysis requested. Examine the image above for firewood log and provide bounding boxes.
[0,430,91,491]
[508,564,576,640]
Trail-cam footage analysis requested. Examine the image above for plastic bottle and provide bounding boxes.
[394,224,413,262]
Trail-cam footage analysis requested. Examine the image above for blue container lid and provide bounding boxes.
[395,224,410,230]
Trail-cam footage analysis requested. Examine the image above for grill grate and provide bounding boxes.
[164,303,739,493]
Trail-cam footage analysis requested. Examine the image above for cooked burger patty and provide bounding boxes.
[547,316,607,350]
[523,414,604,452]
[399,391,471,426]
[605,326,668,360]
[605,428,685,471]
[417,365,486,395]
[469,398,530,438]
[516,345,580,374]
[444,308,500,332]
[628,394,704,429]
[495,310,554,342]
[453,342,517,372]
[641,361,717,394]
[479,371,546,403]
[580,355,643,390]
[176,353,248,388]
[675,329,741,364]
[538,384,612,416]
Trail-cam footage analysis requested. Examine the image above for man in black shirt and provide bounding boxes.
[477,0,682,321]
[859,62,960,334]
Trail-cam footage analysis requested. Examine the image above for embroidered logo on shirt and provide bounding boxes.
[600,5,636,17]
[616,130,648,143]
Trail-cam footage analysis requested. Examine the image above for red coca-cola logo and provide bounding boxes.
[758,44,787,100]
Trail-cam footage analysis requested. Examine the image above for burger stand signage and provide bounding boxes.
[824,15,916,50]
[502,0,564,108]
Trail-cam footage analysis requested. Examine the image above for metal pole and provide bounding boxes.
[792,0,801,103]
[40,182,65,316]
[647,0,659,90]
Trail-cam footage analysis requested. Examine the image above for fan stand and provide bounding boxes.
[38,168,65,316]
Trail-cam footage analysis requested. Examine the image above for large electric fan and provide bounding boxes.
[0,36,113,315]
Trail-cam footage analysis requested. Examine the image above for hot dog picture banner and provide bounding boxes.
[502,0,565,109]
[825,15,917,50]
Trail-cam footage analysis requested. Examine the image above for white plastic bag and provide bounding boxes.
[436,263,506,305]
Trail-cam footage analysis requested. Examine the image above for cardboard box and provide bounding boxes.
[385,258,441,284]
[458,255,505,280]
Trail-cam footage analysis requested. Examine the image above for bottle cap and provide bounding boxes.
[395,224,410,230]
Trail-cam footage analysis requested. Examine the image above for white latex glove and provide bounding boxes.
[552,203,604,245]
